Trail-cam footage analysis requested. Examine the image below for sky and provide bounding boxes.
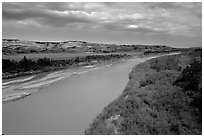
[2,2,202,48]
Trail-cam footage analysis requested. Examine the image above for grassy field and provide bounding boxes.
[85,49,202,135]
[2,52,142,61]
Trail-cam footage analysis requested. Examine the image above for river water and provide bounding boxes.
[2,54,178,135]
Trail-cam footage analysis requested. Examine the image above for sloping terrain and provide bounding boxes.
[85,49,202,135]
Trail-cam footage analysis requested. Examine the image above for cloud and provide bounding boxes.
[2,2,202,37]
[2,4,97,27]
[127,25,139,29]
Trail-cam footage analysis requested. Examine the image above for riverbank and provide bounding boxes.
[3,54,134,83]
[3,92,31,103]
[2,54,138,103]
[3,53,136,80]
[85,49,202,135]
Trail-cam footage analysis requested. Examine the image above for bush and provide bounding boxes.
[150,55,181,72]
[174,59,202,92]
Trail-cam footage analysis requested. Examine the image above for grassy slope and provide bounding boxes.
[85,49,202,135]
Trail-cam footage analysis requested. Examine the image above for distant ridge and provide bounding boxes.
[2,38,187,55]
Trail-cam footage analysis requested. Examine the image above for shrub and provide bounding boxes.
[174,59,202,92]
[150,55,180,71]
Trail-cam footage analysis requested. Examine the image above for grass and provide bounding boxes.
[85,49,202,135]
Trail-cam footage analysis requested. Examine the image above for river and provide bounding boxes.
[2,54,179,135]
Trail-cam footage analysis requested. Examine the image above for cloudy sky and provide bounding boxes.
[2,2,202,47]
